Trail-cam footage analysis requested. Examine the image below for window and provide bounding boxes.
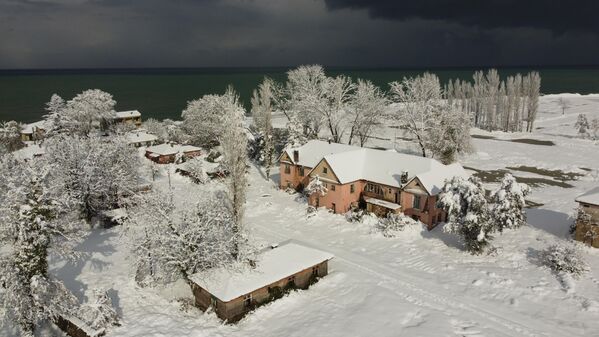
[389,188,392,193]
[299,167,305,176]
[331,184,336,191]
[284,164,290,174]
[366,183,383,195]
[312,266,319,276]
[350,184,355,193]
[243,294,252,308]
[323,167,328,174]
[413,195,421,209]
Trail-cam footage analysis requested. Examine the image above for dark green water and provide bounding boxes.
[2,67,599,123]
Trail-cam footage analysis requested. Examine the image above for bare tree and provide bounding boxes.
[251,77,276,179]
[347,79,387,147]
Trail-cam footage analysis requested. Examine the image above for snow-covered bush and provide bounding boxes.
[489,173,531,232]
[0,120,24,152]
[184,157,208,184]
[79,289,119,332]
[306,205,317,217]
[345,208,366,223]
[374,213,419,237]
[438,176,495,254]
[541,243,589,278]
[575,114,591,138]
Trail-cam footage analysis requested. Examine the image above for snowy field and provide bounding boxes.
[18,94,599,337]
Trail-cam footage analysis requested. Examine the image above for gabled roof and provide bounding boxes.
[191,241,333,302]
[126,131,158,144]
[576,187,599,206]
[115,110,141,119]
[146,143,201,156]
[282,140,357,168]
[21,120,49,134]
[314,147,466,195]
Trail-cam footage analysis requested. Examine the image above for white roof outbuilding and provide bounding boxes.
[576,187,599,206]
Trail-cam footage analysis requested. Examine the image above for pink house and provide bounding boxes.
[279,140,467,230]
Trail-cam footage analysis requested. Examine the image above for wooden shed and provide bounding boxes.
[575,187,599,248]
[190,241,334,322]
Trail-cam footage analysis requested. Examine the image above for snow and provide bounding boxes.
[191,241,333,302]
[12,143,46,160]
[20,120,49,134]
[320,146,466,193]
[364,197,401,210]
[114,110,141,119]
[12,93,599,337]
[126,130,158,145]
[145,143,201,156]
[282,140,356,167]
[576,186,599,206]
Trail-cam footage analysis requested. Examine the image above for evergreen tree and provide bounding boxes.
[489,174,531,232]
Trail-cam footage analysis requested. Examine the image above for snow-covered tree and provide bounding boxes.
[389,73,443,157]
[305,175,328,197]
[489,174,531,232]
[0,159,83,336]
[79,288,119,332]
[575,114,591,138]
[218,87,248,258]
[124,190,243,287]
[591,118,599,140]
[541,243,589,278]
[427,106,473,164]
[284,65,328,140]
[46,134,140,221]
[284,115,308,149]
[251,77,276,179]
[347,79,387,147]
[183,157,208,184]
[64,89,116,136]
[42,94,67,136]
[181,93,230,147]
[558,97,570,115]
[437,176,495,254]
[0,120,24,152]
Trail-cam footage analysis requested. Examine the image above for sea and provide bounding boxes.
[2,66,599,123]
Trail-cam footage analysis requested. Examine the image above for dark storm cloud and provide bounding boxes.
[0,0,598,68]
[324,0,599,34]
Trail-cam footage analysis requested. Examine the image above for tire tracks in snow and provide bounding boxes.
[251,222,575,337]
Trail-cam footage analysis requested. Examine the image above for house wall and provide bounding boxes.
[575,203,599,248]
[192,261,329,323]
[308,180,364,214]
[116,116,142,126]
[401,179,445,230]
[279,153,310,190]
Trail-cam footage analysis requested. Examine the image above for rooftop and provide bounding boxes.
[191,241,334,302]
[21,120,49,134]
[115,110,141,119]
[126,131,158,144]
[576,186,599,206]
[282,140,357,168]
[146,143,201,156]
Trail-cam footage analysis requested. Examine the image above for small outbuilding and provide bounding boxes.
[145,143,202,164]
[190,241,334,322]
[575,187,599,248]
[126,130,158,147]
[20,120,48,141]
[113,110,142,127]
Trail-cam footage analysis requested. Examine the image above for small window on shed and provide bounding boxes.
[243,294,252,308]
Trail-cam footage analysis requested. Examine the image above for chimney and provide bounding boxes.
[401,171,409,184]
[293,150,299,162]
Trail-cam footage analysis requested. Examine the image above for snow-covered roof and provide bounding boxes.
[191,241,334,302]
[101,208,127,220]
[282,140,357,168]
[410,163,468,195]
[576,187,599,206]
[114,110,141,119]
[317,147,466,195]
[13,144,46,160]
[21,120,49,134]
[146,143,201,156]
[364,197,401,210]
[126,131,158,144]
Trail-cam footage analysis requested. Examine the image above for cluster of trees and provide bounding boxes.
[0,89,140,336]
[574,113,599,139]
[445,69,541,132]
[438,173,531,254]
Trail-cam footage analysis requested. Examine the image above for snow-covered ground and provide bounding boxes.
[21,94,599,337]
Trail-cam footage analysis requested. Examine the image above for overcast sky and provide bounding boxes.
[1,0,598,69]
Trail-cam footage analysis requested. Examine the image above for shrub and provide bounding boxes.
[345,208,365,223]
[374,213,419,237]
[541,243,589,278]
